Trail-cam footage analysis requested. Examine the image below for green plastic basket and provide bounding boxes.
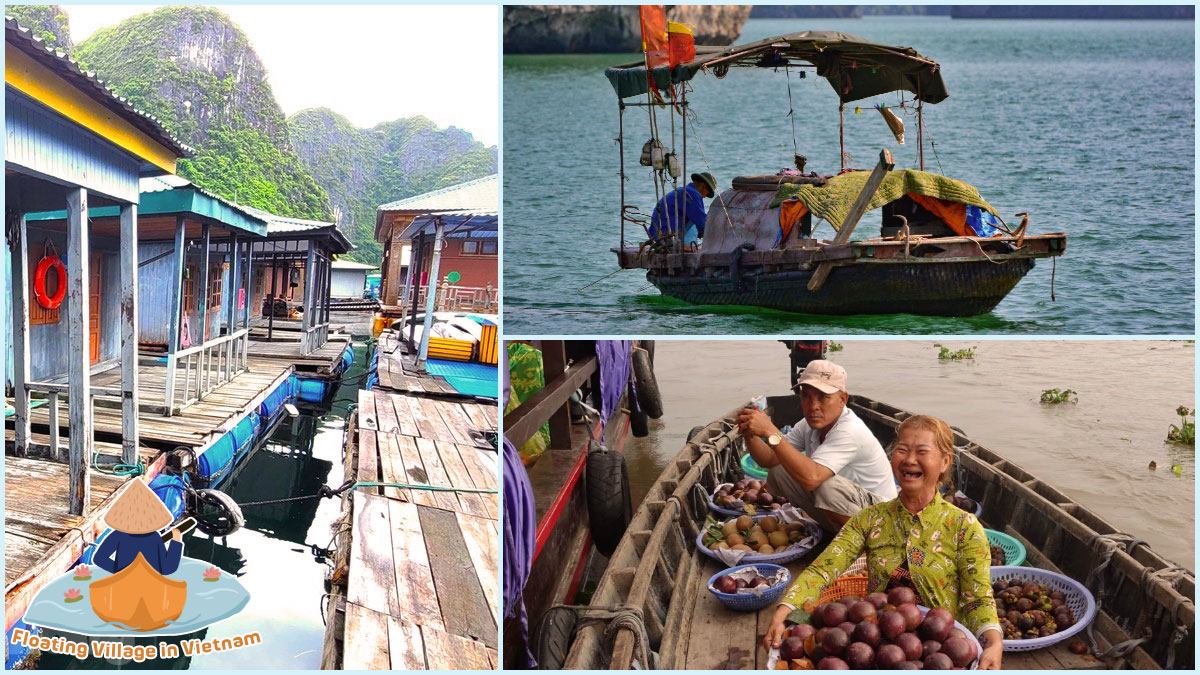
[740,453,768,480]
[985,529,1027,567]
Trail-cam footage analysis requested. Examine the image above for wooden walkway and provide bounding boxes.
[374,331,464,397]
[248,334,351,375]
[10,360,292,450]
[322,388,498,670]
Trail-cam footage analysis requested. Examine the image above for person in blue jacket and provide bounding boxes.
[649,172,718,245]
[93,477,184,576]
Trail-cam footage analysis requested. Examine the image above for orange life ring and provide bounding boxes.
[33,255,67,309]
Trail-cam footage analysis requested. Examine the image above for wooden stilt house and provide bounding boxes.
[4,16,189,515]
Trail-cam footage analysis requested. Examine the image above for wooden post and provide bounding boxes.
[417,220,445,364]
[119,203,139,464]
[11,212,31,456]
[303,243,317,354]
[540,342,572,449]
[807,148,895,292]
[164,216,185,415]
[198,223,210,394]
[227,234,240,373]
[66,187,91,516]
[48,392,60,460]
[242,240,252,369]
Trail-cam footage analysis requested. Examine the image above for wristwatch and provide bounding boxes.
[767,432,783,448]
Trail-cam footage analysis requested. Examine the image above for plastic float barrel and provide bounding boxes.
[149,473,190,520]
[298,379,327,403]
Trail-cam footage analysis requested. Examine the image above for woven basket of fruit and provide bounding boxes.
[946,491,983,517]
[740,453,769,480]
[984,529,1026,567]
[709,480,790,516]
[698,512,822,566]
[708,563,791,612]
[816,575,869,605]
[990,566,1097,652]
[766,588,983,669]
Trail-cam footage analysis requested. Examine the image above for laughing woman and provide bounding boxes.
[763,414,1003,669]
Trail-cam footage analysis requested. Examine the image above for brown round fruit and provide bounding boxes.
[879,611,906,640]
[821,603,849,628]
[844,642,875,669]
[918,616,950,643]
[940,637,973,668]
[923,652,953,670]
[894,633,923,662]
[876,644,906,669]
[866,592,889,610]
[780,636,806,661]
[888,587,918,607]
[897,603,923,631]
[849,600,877,623]
[821,627,850,657]
[852,621,881,649]
[817,656,849,670]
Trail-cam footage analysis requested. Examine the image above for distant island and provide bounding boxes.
[749,5,1192,20]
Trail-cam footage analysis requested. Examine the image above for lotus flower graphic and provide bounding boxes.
[72,564,92,581]
[63,588,83,603]
[202,566,222,582]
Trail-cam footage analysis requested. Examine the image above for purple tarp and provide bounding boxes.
[596,340,635,433]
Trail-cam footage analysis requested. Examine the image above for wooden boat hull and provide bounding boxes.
[648,257,1036,316]
[565,394,1193,670]
[90,553,187,632]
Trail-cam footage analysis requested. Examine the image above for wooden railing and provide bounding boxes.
[166,328,251,413]
[408,283,498,313]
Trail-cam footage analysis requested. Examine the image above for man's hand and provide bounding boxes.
[737,408,778,440]
[171,528,183,542]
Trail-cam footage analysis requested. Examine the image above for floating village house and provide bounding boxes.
[5,16,190,512]
[329,259,379,299]
[374,175,499,317]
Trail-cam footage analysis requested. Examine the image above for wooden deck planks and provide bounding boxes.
[331,386,498,670]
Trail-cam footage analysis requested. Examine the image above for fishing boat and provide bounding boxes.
[503,340,661,668]
[555,392,1193,670]
[607,31,1066,317]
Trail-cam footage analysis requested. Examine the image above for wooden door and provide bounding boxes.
[89,253,101,364]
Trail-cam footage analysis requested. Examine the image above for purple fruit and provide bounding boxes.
[940,637,974,668]
[919,616,950,643]
[777,495,789,504]
[888,587,917,607]
[821,627,850,657]
[758,492,775,505]
[789,623,816,642]
[849,600,877,623]
[734,579,748,589]
[898,661,923,670]
[897,603,923,631]
[876,644,906,669]
[750,576,770,589]
[839,595,862,607]
[866,592,889,610]
[852,620,881,649]
[817,656,850,670]
[837,622,857,638]
[844,642,875,669]
[926,607,953,624]
[894,633,923,662]
[921,640,942,660]
[923,653,953,670]
[821,602,848,628]
[879,610,906,640]
[780,636,806,661]
[714,576,737,594]
[734,480,748,491]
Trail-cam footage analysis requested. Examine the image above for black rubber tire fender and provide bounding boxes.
[630,409,650,438]
[585,445,632,557]
[192,488,245,537]
[531,606,578,670]
[631,346,663,419]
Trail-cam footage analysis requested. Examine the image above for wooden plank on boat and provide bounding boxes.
[357,430,381,495]
[387,393,421,437]
[504,354,598,448]
[375,433,411,502]
[486,647,498,669]
[342,602,391,670]
[395,435,438,508]
[456,510,500,621]
[358,389,379,430]
[684,562,760,669]
[387,499,445,632]
[387,615,428,669]
[420,623,491,670]
[347,492,400,616]
[434,400,477,446]
[418,505,497,648]
[436,441,489,518]
[375,394,401,434]
[414,437,462,512]
[808,148,894,291]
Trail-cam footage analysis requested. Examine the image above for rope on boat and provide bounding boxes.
[235,479,498,507]
[553,603,657,669]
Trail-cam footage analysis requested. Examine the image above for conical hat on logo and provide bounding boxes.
[103,477,173,535]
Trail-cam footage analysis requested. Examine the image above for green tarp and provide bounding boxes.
[605,31,948,105]
[770,169,996,231]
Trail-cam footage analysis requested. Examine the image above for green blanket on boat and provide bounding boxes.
[770,169,997,231]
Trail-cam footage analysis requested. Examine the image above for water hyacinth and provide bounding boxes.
[72,564,92,580]
[203,566,222,582]
[63,589,83,603]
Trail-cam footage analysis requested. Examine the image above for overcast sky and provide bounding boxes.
[63,5,499,146]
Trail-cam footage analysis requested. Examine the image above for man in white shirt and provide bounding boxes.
[737,360,897,536]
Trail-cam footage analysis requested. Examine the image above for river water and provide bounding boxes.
[626,340,1194,571]
[503,17,1195,335]
[37,341,370,670]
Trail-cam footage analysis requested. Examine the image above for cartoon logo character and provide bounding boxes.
[89,478,188,631]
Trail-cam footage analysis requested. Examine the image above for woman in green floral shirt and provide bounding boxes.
[764,415,1003,669]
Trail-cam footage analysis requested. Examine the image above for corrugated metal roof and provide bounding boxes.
[331,260,379,270]
[238,204,351,253]
[397,212,498,241]
[377,174,498,215]
[5,16,193,157]
[139,175,267,229]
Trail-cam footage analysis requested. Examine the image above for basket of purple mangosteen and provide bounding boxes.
[698,511,823,566]
[945,491,983,518]
[709,479,790,517]
[766,586,983,670]
[708,563,790,612]
[990,566,1096,652]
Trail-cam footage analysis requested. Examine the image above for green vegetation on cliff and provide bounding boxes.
[74,6,332,221]
[288,108,497,264]
[5,5,73,52]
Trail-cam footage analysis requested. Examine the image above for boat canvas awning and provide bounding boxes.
[605,31,948,104]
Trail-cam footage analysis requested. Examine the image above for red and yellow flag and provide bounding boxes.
[639,5,669,69]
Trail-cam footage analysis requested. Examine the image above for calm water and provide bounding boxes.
[38,343,368,669]
[627,340,1194,571]
[503,18,1195,334]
